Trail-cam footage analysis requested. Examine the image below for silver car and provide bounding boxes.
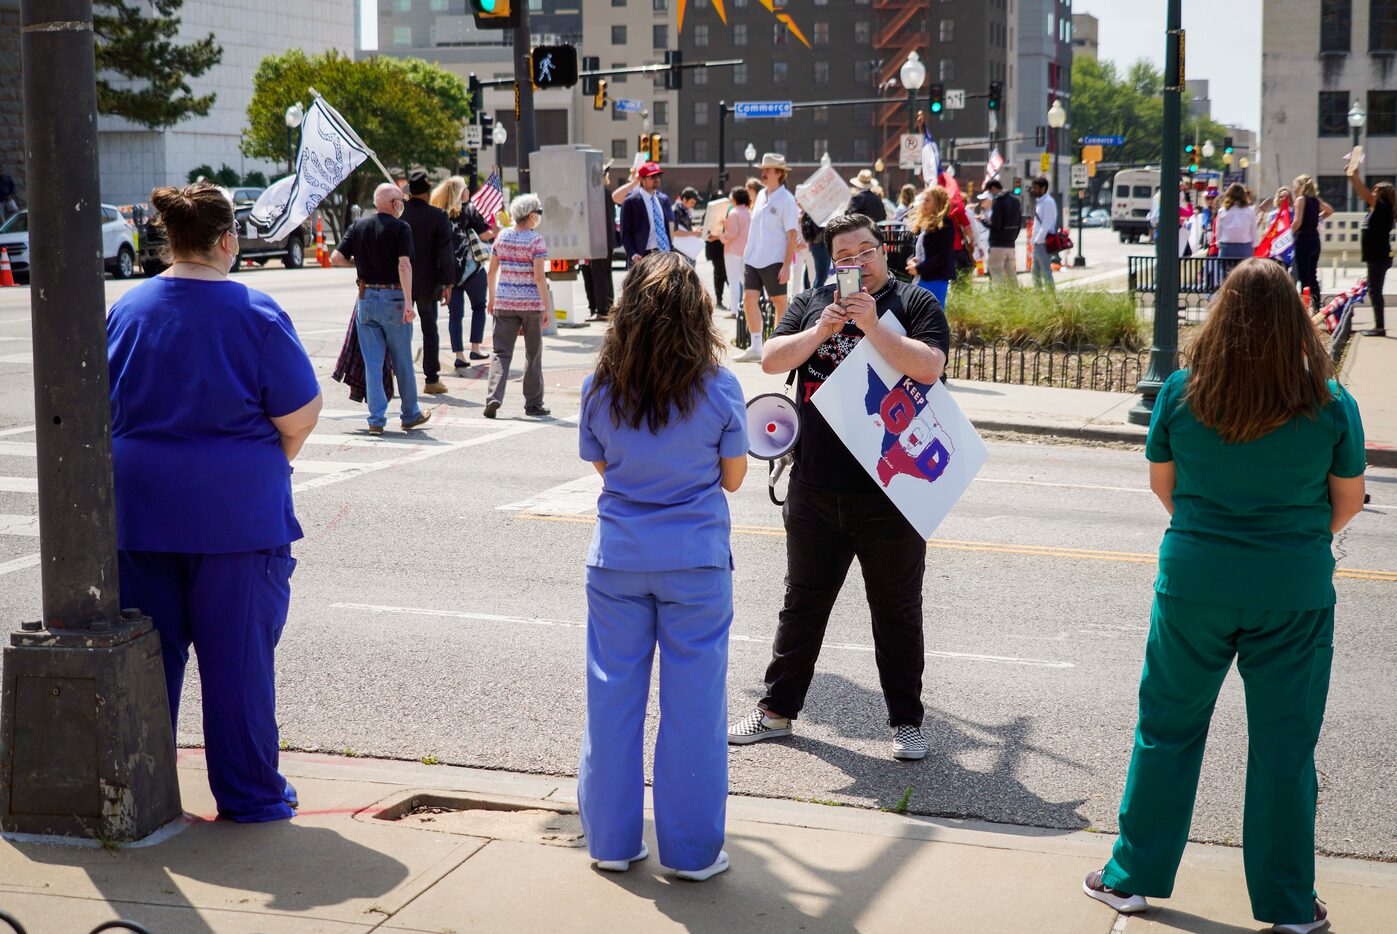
[0,203,139,280]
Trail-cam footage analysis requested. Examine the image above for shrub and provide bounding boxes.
[944,279,1144,350]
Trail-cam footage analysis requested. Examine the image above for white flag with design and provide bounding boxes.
[252,96,370,242]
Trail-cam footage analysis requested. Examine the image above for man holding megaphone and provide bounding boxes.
[728,213,951,761]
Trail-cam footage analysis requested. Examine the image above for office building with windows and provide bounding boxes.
[1007,0,1073,187]
[1262,0,1396,206]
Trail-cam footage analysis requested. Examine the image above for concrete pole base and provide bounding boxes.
[0,612,182,841]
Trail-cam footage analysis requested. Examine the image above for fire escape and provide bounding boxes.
[874,0,929,166]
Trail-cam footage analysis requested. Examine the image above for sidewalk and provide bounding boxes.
[2,752,1394,933]
[1340,303,1397,467]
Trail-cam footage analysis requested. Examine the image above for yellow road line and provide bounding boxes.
[515,513,1397,583]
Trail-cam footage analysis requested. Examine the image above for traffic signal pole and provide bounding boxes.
[1127,0,1183,426]
[512,0,537,193]
[0,0,181,842]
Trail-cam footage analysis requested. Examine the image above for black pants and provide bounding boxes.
[1293,242,1321,311]
[1369,260,1389,330]
[705,238,727,304]
[760,477,928,728]
[581,257,614,318]
[416,295,440,382]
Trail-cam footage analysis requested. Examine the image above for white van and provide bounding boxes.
[1111,168,1160,243]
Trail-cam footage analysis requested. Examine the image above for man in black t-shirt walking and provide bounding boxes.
[401,169,456,394]
[330,183,430,434]
[727,212,950,761]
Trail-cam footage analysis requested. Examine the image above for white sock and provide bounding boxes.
[750,332,763,352]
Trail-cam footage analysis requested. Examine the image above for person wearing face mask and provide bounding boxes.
[106,182,324,823]
[331,183,431,433]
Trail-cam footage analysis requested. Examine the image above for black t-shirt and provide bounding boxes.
[772,279,950,492]
[848,189,887,222]
[337,212,414,285]
[1361,197,1394,266]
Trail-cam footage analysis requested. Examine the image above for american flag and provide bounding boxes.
[983,147,1004,187]
[471,172,505,224]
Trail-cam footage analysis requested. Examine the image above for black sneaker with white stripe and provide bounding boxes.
[892,725,928,760]
[727,708,793,745]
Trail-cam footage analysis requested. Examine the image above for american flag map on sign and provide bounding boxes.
[471,172,505,222]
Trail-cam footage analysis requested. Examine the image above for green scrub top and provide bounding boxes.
[1146,369,1366,611]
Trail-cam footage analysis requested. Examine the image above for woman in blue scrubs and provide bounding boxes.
[577,251,748,881]
[107,184,322,822]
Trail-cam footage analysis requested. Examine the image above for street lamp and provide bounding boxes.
[1239,155,1250,185]
[1201,139,1215,159]
[1046,98,1066,224]
[1348,99,1366,211]
[821,151,832,169]
[283,102,304,175]
[492,122,507,175]
[744,142,756,171]
[900,51,927,183]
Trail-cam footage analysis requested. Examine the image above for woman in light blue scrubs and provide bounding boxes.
[577,252,749,881]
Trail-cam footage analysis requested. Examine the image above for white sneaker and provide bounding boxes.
[727,708,792,745]
[1083,870,1149,914]
[1272,899,1329,934]
[595,841,648,872]
[732,345,762,363]
[892,725,928,760]
[674,850,729,882]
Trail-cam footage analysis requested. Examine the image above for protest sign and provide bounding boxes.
[795,165,851,227]
[811,314,988,539]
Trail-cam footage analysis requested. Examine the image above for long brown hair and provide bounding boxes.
[908,186,950,234]
[430,176,466,218]
[1183,258,1334,443]
[589,252,724,432]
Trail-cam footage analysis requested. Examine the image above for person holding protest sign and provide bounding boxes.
[1083,258,1366,933]
[577,252,748,882]
[727,213,950,761]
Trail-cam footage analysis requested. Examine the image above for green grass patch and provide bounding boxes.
[946,280,1144,350]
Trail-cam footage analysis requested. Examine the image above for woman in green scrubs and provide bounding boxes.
[1082,258,1368,934]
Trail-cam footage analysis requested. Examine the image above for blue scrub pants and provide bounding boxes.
[578,566,732,872]
[118,546,297,823]
[356,288,423,429]
[916,278,949,310]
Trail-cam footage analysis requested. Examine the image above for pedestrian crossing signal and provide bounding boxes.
[928,83,945,114]
[531,44,578,90]
[468,0,517,28]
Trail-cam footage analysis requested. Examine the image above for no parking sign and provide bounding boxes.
[899,134,921,170]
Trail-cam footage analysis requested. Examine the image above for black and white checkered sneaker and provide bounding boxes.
[892,725,928,760]
[727,708,793,745]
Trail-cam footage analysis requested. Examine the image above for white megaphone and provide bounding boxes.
[746,393,800,460]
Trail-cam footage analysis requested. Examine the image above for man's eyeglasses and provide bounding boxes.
[832,245,883,266]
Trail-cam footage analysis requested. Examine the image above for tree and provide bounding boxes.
[1070,57,1235,173]
[186,164,215,184]
[241,50,470,238]
[242,171,269,188]
[94,0,223,129]
[212,165,241,188]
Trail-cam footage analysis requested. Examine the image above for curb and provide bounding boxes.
[972,418,1147,446]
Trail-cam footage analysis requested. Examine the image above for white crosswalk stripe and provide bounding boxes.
[0,477,37,493]
[0,514,38,536]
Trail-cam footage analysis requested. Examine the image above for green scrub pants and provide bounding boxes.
[1103,592,1334,925]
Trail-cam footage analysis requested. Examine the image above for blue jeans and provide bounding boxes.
[916,278,949,310]
[1031,242,1055,290]
[356,288,422,428]
[448,268,488,351]
[578,565,732,871]
[808,241,831,290]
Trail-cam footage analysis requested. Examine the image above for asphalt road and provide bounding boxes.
[0,262,1393,861]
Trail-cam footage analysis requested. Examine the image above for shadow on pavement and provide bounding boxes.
[1137,907,1262,933]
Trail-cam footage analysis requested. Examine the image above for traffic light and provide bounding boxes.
[593,79,609,112]
[581,55,599,95]
[1012,176,1022,196]
[638,133,650,158]
[649,133,663,161]
[928,83,945,114]
[480,112,495,145]
[1035,125,1046,147]
[664,50,683,90]
[467,0,518,29]
[531,44,578,90]
[1183,142,1198,174]
[987,80,1002,111]
[1223,136,1234,155]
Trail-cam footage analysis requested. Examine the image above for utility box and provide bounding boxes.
[529,145,608,262]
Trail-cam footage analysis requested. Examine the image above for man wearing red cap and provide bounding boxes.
[619,162,675,266]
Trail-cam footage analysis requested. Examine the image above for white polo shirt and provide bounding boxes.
[743,184,800,269]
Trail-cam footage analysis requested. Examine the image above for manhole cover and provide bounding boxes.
[363,791,584,848]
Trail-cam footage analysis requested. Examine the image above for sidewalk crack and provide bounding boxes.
[365,839,494,931]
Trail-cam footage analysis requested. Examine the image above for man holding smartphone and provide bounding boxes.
[728,212,950,761]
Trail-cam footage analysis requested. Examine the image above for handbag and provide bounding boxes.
[1045,228,1073,253]
[468,227,490,263]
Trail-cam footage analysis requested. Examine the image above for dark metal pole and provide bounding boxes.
[718,101,728,193]
[286,126,293,175]
[513,4,537,194]
[1127,1,1183,426]
[907,87,918,185]
[1350,125,1360,212]
[1074,165,1087,267]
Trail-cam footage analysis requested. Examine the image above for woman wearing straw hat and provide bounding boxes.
[847,169,888,222]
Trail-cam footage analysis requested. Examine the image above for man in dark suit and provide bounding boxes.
[619,162,674,266]
[400,169,455,394]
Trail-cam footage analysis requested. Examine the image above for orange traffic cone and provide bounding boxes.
[316,216,331,268]
[0,248,14,287]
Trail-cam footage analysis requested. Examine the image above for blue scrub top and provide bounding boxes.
[107,276,321,554]
[580,367,748,572]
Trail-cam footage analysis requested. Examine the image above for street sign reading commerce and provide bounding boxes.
[1081,134,1125,146]
[614,99,645,113]
[735,101,793,120]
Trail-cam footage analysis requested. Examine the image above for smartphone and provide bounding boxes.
[835,265,862,301]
